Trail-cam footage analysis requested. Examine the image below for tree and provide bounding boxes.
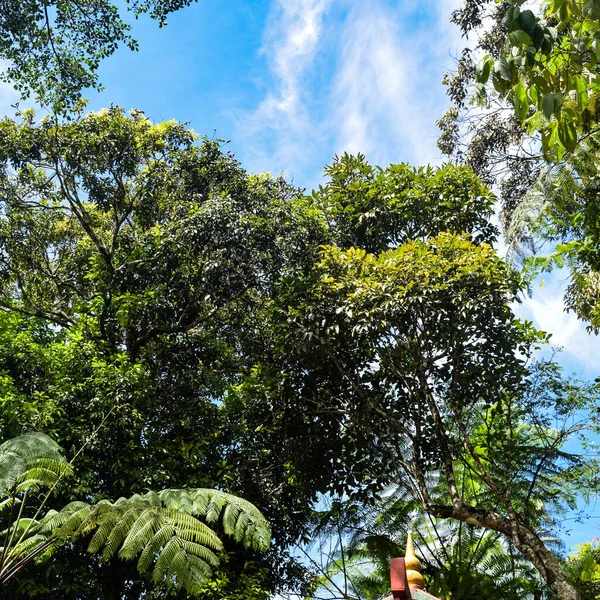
[0,107,329,597]
[437,0,543,223]
[0,0,199,112]
[440,0,600,333]
[505,136,600,332]
[0,432,270,596]
[477,0,600,160]
[564,540,600,600]
[489,1,600,332]
[264,154,600,600]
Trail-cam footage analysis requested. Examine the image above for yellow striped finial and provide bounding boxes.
[405,532,425,590]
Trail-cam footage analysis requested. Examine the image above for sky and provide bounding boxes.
[3,0,600,550]
[85,0,463,182]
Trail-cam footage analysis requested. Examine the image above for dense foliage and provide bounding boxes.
[0,108,329,597]
[564,541,600,600]
[0,3,598,598]
[252,153,600,600]
[440,0,600,339]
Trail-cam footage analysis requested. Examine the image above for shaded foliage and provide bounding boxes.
[0,107,328,598]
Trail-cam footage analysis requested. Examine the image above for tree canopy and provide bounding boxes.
[439,0,600,334]
[247,153,600,600]
[0,3,599,598]
[0,107,329,597]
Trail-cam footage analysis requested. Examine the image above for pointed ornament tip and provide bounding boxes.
[405,532,425,590]
[404,532,420,572]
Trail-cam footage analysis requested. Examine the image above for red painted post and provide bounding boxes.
[390,557,411,600]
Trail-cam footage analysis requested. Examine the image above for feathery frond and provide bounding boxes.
[0,433,71,497]
[17,487,271,595]
[0,432,270,597]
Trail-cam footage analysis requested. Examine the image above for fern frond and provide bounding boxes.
[0,433,269,597]
[0,433,71,497]
[48,488,268,595]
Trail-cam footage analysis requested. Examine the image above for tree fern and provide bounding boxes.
[0,432,72,497]
[0,433,271,596]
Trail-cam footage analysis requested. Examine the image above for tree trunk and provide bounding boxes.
[427,503,579,600]
[511,525,579,600]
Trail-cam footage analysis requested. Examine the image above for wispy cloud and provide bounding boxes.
[234,0,331,175]
[516,274,600,374]
[330,0,465,166]
[0,61,21,118]
[235,0,466,182]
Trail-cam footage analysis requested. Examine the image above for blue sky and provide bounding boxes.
[2,0,599,551]
[86,0,463,184]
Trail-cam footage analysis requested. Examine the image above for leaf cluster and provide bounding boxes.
[0,1,198,112]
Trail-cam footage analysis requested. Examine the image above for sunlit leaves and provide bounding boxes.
[482,0,600,157]
[315,153,497,254]
[0,107,322,596]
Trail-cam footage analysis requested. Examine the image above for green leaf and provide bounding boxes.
[502,6,520,30]
[531,25,545,50]
[558,115,578,152]
[542,93,563,118]
[548,0,568,12]
[514,82,530,121]
[497,57,513,82]
[509,30,533,46]
[559,2,572,23]
[584,0,600,19]
[528,84,539,107]
[492,70,509,94]
[541,121,558,156]
[516,10,537,36]
[574,75,589,110]
[476,57,493,85]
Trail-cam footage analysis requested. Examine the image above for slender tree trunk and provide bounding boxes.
[427,503,579,600]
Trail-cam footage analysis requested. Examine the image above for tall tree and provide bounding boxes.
[440,0,600,333]
[0,107,329,598]
[263,154,600,600]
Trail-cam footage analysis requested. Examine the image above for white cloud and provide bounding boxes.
[328,0,468,167]
[235,0,467,181]
[0,61,21,119]
[233,0,331,175]
[330,2,440,165]
[516,274,600,373]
